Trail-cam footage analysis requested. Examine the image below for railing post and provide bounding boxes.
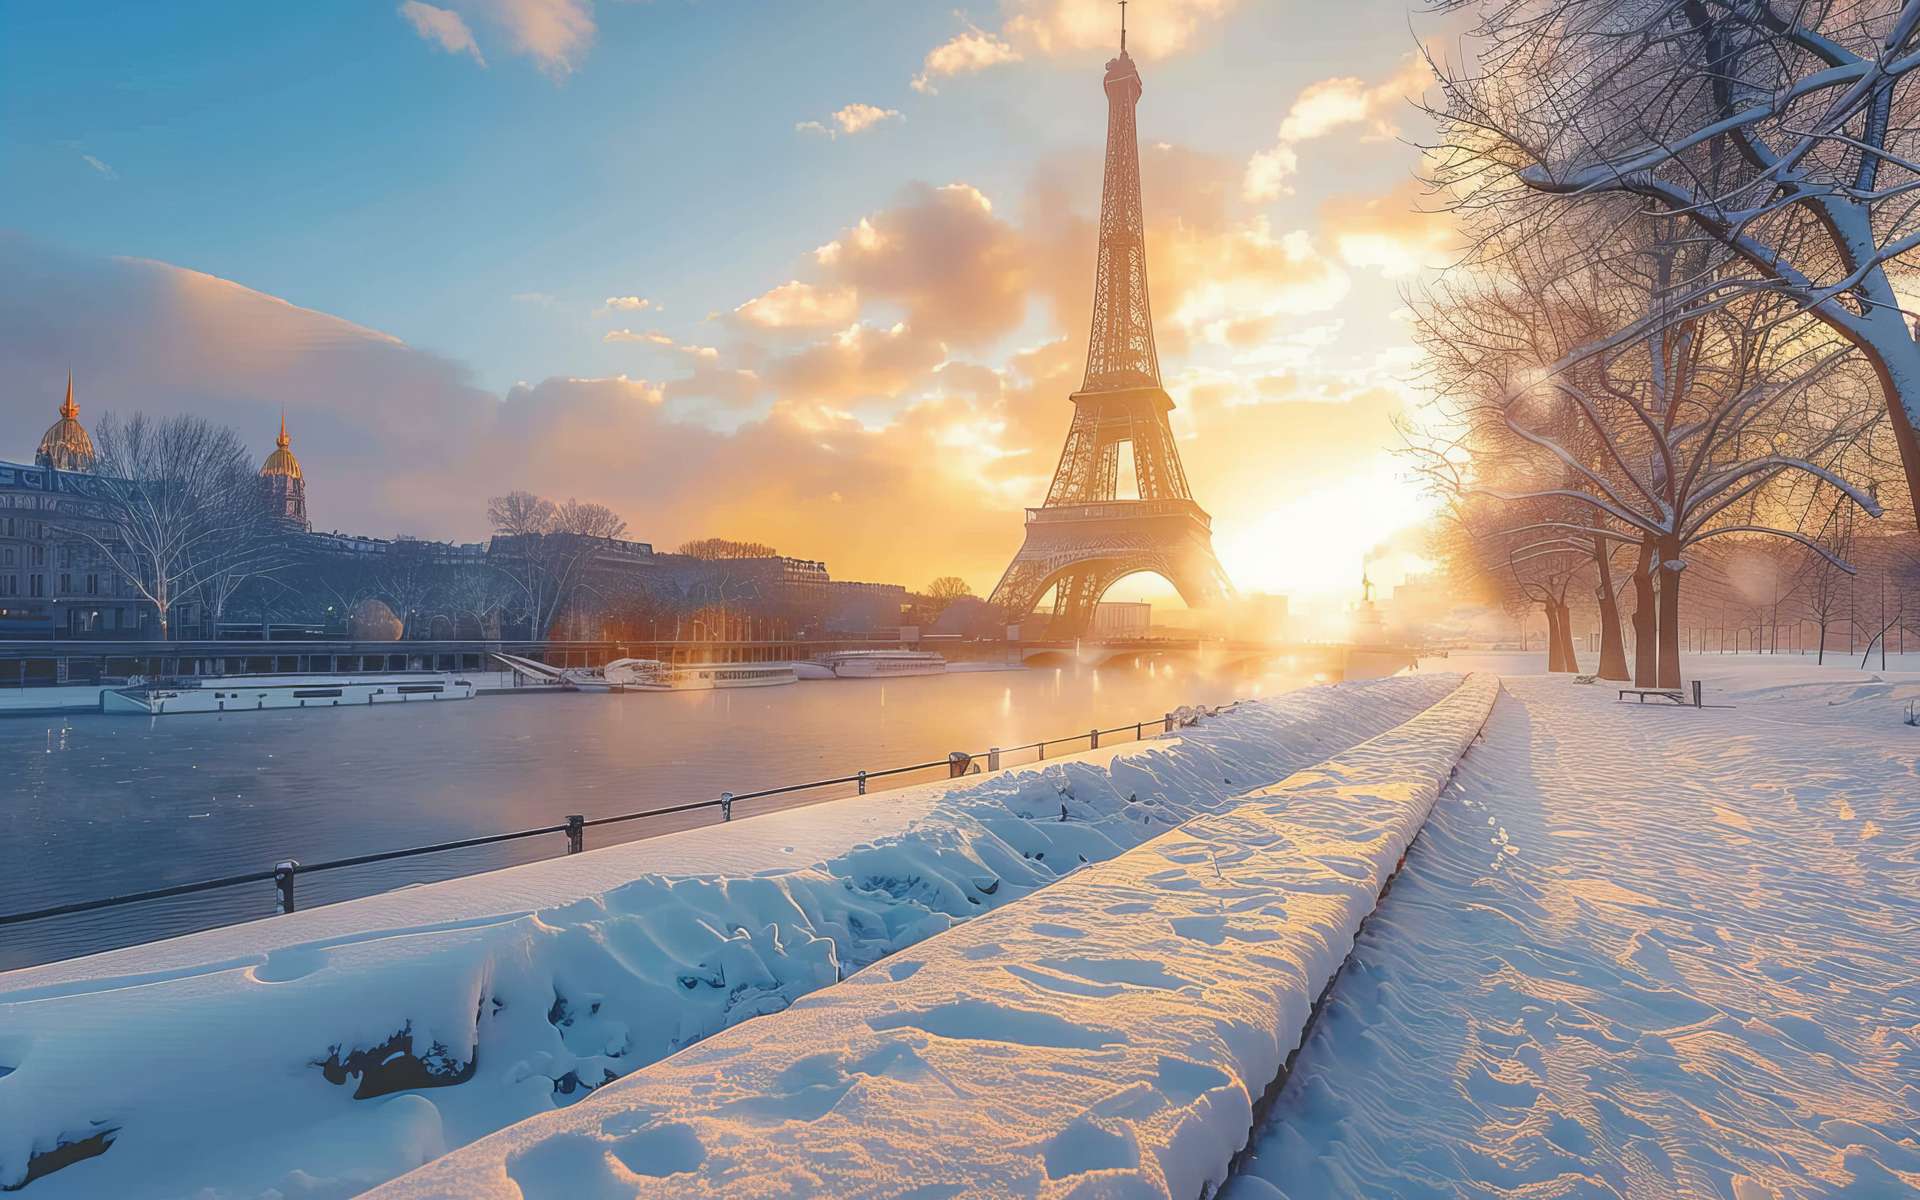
[987,746,1000,771]
[1135,721,1142,740]
[1038,741,1045,761]
[1089,727,1099,749]
[1164,711,1173,733]
[565,814,584,853]
[948,752,971,778]
[721,792,734,822]
[856,771,867,795]
[273,860,298,914]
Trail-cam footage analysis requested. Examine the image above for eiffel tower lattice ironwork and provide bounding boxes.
[987,18,1233,635]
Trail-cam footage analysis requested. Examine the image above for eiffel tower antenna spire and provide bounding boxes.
[1120,0,1127,52]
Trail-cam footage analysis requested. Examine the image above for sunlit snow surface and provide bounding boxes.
[367,675,1498,1200]
[0,674,1458,1199]
[1229,670,1920,1200]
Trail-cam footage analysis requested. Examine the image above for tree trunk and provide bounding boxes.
[1592,536,1629,680]
[1543,601,1566,672]
[1631,540,1657,686]
[1553,598,1579,674]
[1656,541,1683,689]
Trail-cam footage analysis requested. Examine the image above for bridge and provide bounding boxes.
[1013,637,1424,677]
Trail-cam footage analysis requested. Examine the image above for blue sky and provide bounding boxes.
[1,1,1455,605]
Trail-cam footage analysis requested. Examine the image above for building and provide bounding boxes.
[259,412,309,532]
[0,378,149,637]
[6,372,927,642]
[1091,601,1151,637]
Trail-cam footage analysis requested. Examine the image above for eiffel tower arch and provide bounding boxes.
[988,19,1233,636]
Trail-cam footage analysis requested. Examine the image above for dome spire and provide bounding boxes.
[36,369,95,471]
[260,408,309,532]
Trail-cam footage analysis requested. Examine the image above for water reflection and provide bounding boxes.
[1,659,1319,968]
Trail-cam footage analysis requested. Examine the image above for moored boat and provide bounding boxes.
[101,673,476,715]
[807,650,947,679]
[603,658,797,691]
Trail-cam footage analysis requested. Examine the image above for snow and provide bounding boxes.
[1227,670,1920,1199]
[0,673,1460,1199]
[363,674,1499,1200]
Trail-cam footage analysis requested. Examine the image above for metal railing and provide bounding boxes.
[1,701,1243,928]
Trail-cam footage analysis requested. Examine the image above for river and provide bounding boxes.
[0,658,1328,970]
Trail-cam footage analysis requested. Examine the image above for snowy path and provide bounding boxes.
[0,675,1458,1199]
[366,675,1498,1200]
[1228,674,1920,1199]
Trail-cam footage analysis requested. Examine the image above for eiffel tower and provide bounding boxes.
[988,9,1233,636]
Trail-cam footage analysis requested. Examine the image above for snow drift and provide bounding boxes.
[0,674,1459,1199]
[366,674,1499,1200]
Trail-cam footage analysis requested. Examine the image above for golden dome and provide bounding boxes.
[36,370,95,471]
[260,412,303,480]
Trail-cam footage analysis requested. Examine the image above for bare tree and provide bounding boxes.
[438,563,516,639]
[64,413,256,639]
[677,537,779,560]
[189,462,298,634]
[1409,219,1886,687]
[485,492,629,637]
[1431,0,1920,518]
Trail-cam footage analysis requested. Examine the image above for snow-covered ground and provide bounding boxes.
[364,674,1497,1200]
[1228,669,1920,1199]
[0,673,1458,1199]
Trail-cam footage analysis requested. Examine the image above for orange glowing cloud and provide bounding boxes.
[732,281,861,331]
[1245,54,1432,201]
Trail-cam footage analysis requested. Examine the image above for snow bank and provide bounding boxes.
[366,674,1498,1200]
[1228,672,1920,1198]
[0,674,1458,1199]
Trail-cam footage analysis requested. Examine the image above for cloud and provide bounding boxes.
[810,182,1030,347]
[603,328,674,345]
[397,0,593,77]
[766,322,948,408]
[1244,53,1431,202]
[1002,0,1238,59]
[732,281,861,331]
[1320,180,1459,277]
[79,153,118,180]
[798,103,904,138]
[910,0,1236,94]
[398,1,486,65]
[600,295,653,313]
[912,28,1020,93]
[1159,220,1351,347]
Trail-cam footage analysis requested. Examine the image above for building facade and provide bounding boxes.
[7,374,923,642]
[0,379,149,637]
[3,381,325,638]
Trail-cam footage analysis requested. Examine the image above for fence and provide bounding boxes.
[1,702,1242,929]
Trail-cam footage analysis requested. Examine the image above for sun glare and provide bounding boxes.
[1213,454,1432,601]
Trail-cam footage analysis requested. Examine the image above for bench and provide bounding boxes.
[1618,681,1704,707]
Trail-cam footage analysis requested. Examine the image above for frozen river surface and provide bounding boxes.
[1,660,1305,969]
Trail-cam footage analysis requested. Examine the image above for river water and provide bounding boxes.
[1,659,1326,970]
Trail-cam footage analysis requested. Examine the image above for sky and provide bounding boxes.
[0,0,1460,611]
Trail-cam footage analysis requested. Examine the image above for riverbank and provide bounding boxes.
[3,661,1297,969]
[0,674,1460,1198]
